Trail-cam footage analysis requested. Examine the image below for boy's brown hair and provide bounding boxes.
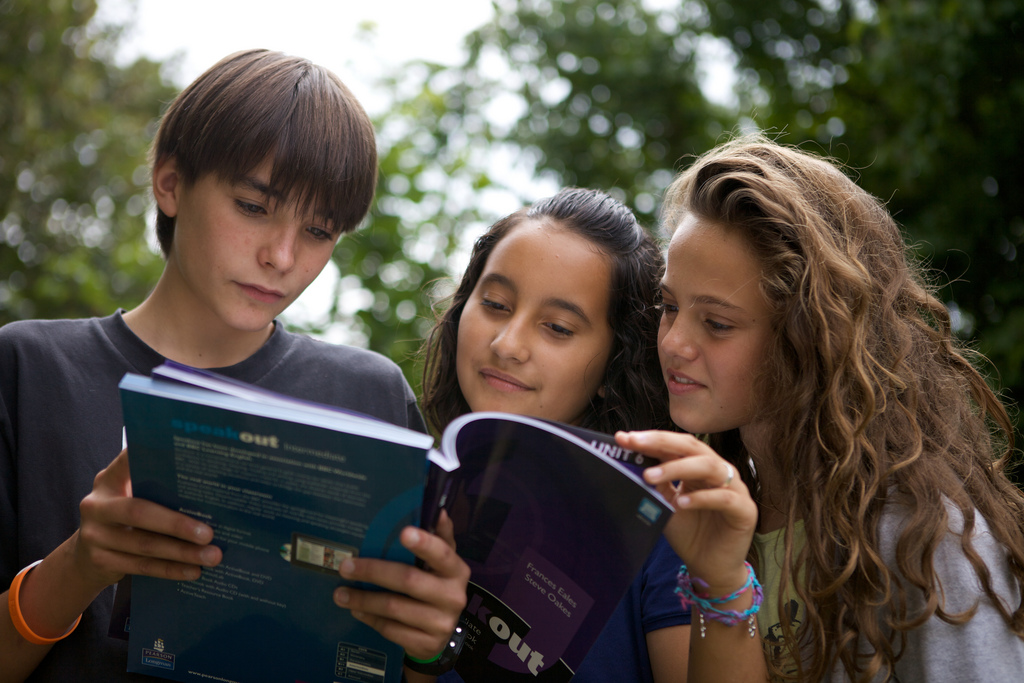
[151,49,377,256]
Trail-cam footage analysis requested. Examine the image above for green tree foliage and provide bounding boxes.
[5,0,1021,467]
[449,0,736,222]
[431,0,1023,460]
[0,0,174,323]
[308,62,500,391]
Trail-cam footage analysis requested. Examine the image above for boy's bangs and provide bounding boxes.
[264,68,376,234]
[177,55,375,235]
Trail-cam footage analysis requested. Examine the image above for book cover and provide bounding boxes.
[117,366,672,683]
[427,413,673,682]
[118,370,434,683]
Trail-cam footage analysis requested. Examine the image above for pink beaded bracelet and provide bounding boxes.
[676,562,763,638]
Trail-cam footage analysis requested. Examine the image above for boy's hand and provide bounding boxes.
[332,512,470,661]
[73,449,222,589]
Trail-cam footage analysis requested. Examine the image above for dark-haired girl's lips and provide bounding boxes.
[238,283,285,304]
[480,368,532,393]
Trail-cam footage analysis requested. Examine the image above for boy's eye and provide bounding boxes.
[307,226,334,241]
[235,200,265,216]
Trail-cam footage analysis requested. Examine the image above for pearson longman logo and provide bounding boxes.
[141,637,175,670]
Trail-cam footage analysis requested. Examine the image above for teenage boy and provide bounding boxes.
[0,49,468,682]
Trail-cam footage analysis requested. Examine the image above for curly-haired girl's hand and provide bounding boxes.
[616,430,758,595]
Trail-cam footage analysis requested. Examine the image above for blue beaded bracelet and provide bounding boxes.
[676,562,763,638]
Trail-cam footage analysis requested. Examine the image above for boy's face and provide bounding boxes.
[154,157,339,336]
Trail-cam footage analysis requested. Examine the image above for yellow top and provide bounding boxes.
[752,520,806,673]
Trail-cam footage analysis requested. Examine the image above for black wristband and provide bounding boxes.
[403,614,468,676]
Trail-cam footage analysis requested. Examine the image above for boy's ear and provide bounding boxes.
[152,155,181,218]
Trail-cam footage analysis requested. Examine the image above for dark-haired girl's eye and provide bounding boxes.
[481,298,509,312]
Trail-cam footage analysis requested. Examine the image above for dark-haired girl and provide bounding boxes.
[422,187,691,682]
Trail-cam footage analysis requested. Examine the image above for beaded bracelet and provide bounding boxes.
[8,560,83,645]
[676,562,763,638]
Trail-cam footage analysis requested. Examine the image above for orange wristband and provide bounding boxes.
[8,560,82,645]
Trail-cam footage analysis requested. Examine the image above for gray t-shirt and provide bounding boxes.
[840,501,1024,682]
[1,312,425,682]
[754,500,1024,681]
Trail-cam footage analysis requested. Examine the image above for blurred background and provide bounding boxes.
[1,0,1021,477]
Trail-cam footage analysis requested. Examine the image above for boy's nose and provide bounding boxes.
[260,226,297,271]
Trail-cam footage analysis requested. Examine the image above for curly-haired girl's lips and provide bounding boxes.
[480,368,533,392]
[665,370,703,395]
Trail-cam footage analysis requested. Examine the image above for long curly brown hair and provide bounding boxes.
[663,136,1024,681]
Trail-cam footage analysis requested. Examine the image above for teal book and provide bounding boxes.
[116,362,434,683]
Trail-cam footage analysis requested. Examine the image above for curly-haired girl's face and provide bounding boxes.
[456,220,615,425]
[658,214,772,437]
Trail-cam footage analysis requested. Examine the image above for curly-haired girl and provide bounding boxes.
[619,136,1024,681]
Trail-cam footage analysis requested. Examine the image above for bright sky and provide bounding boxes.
[98,0,494,107]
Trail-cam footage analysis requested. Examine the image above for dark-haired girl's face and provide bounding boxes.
[456,220,615,425]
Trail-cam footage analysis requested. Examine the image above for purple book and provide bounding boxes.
[424,413,672,682]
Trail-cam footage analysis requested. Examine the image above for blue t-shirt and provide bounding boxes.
[571,537,690,682]
[441,536,689,682]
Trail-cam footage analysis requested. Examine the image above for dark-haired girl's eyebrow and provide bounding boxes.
[479,272,517,294]
[480,272,593,326]
[548,297,592,326]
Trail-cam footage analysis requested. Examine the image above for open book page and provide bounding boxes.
[432,413,672,682]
